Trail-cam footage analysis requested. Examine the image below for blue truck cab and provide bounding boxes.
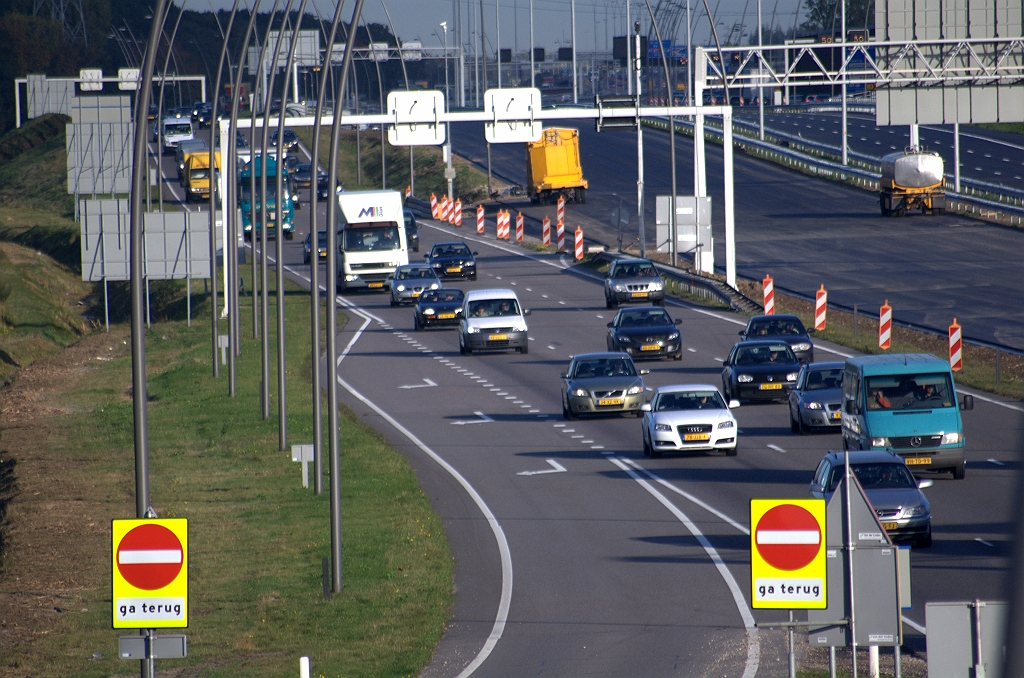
[841,353,973,479]
[239,155,295,240]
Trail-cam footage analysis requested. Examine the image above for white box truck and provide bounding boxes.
[335,190,409,292]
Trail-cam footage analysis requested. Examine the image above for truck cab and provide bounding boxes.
[183,151,221,203]
[238,155,295,240]
[336,191,408,292]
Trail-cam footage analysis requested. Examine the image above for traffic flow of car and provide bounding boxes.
[604,257,665,308]
[459,289,530,355]
[560,353,648,419]
[788,361,844,432]
[414,288,465,331]
[739,314,815,362]
[721,340,801,402]
[426,241,478,280]
[641,385,739,457]
[605,306,682,361]
[389,264,441,306]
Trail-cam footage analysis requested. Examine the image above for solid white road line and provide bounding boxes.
[767,444,787,454]
[902,616,926,634]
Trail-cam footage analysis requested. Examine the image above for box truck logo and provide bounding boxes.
[358,206,385,218]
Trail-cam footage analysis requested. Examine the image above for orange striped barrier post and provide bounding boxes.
[557,194,565,224]
[476,205,485,234]
[574,226,584,260]
[949,318,962,371]
[814,285,827,330]
[454,199,463,226]
[502,210,511,239]
[496,210,506,239]
[542,216,551,246]
[515,211,524,242]
[430,193,438,219]
[405,185,411,199]
[442,195,451,222]
[879,300,892,350]
[762,275,775,315]
[556,219,565,251]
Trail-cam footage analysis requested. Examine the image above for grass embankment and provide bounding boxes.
[297,128,494,203]
[1,271,453,677]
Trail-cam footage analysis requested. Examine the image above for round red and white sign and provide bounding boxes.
[754,504,822,571]
[116,523,184,590]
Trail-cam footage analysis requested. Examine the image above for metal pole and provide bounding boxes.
[686,0,692,106]
[496,0,502,87]
[829,646,837,678]
[155,3,186,216]
[758,0,764,141]
[840,0,847,164]
[326,0,368,594]
[634,22,645,257]
[529,0,534,87]
[723,108,735,287]
[846,449,859,678]
[443,22,454,200]
[788,610,796,678]
[571,0,578,104]
[954,123,961,192]
[626,0,632,96]
[480,0,487,93]
[643,0,676,267]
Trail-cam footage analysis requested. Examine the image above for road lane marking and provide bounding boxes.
[989,459,1005,466]
[609,458,759,678]
[688,348,696,352]
[767,444,787,454]
[451,412,496,426]
[976,538,994,547]
[516,460,567,476]
[902,616,926,634]
[398,379,438,390]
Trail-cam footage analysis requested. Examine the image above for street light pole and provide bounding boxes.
[634,20,645,258]
[571,0,578,104]
[442,21,454,200]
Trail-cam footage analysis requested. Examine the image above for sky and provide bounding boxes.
[198,0,808,54]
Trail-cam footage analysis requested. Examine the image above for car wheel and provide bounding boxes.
[519,342,529,355]
[674,350,682,361]
[562,398,571,420]
[608,296,618,310]
[567,403,578,420]
[915,529,933,548]
[413,316,421,332]
[642,433,652,457]
[725,445,738,457]
[952,462,966,480]
[459,338,468,355]
[653,298,664,307]
[797,414,806,435]
[470,273,477,281]
[649,443,662,459]
[390,297,397,307]
[790,410,799,433]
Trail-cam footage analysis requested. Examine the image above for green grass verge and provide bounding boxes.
[7,270,453,677]
[973,122,1024,137]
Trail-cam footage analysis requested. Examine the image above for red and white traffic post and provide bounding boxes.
[814,285,827,331]
[574,226,584,260]
[500,210,510,239]
[949,318,963,371]
[762,275,775,315]
[879,300,892,350]
[453,199,462,226]
[515,211,524,242]
[556,220,565,251]
[442,195,451,222]
[476,205,485,234]
[405,185,411,199]
[557,194,565,224]
[430,193,438,219]
[542,216,551,246]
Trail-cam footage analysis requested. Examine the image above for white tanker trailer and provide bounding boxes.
[879,147,947,216]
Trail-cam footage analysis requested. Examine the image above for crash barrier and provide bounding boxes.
[763,275,775,315]
[814,285,827,330]
[574,227,584,261]
[949,319,963,371]
[879,300,892,350]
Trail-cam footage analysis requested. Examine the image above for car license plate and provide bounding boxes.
[412,292,421,297]
[684,433,710,441]
[439,313,455,319]
[905,456,931,465]
[489,334,508,341]
[641,344,660,351]
[446,267,461,273]
[631,291,648,298]
[882,522,899,531]
[368,282,384,288]
[759,383,783,390]
[598,398,623,406]
[830,412,842,420]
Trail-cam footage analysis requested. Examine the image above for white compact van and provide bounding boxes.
[459,288,531,355]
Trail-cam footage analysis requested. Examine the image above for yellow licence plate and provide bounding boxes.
[641,344,660,351]
[759,383,783,390]
[830,412,842,420]
[439,313,456,319]
[412,292,421,297]
[631,291,648,298]
[905,456,931,465]
[598,398,624,406]
[368,282,384,288]
[882,522,899,531]
[684,433,711,441]
[447,267,462,273]
[489,334,508,341]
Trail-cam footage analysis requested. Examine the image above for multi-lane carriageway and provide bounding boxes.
[153,136,1023,676]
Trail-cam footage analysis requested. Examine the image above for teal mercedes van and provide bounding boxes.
[841,354,973,479]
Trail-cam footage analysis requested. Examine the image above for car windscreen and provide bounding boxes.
[433,244,470,257]
[613,262,658,278]
[467,299,521,318]
[618,309,672,327]
[421,289,463,304]
[571,358,636,379]
[864,373,954,410]
[239,184,285,202]
[804,368,843,390]
[654,390,726,411]
[342,223,401,252]
[734,344,797,365]
[828,462,917,491]
[164,123,192,135]
[395,267,435,280]
[747,317,807,336]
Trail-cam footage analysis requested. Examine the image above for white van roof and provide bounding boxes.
[337,190,403,223]
[465,288,520,302]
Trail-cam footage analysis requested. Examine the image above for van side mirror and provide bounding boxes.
[960,394,974,411]
[738,330,745,336]
[809,482,823,494]
[607,322,614,328]
[294,201,302,210]
[729,399,740,409]
[523,309,531,316]
[559,372,568,379]
[641,403,652,412]
[423,253,429,258]
[473,251,479,256]
[674,318,682,325]
[917,479,934,489]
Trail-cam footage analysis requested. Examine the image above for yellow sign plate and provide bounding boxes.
[750,499,826,609]
[112,518,188,628]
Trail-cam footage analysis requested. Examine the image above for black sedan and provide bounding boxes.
[292,163,326,190]
[315,175,342,201]
[739,314,814,363]
[605,306,682,361]
[721,340,802,402]
[414,288,465,331]
[270,127,299,151]
[789,361,845,433]
[426,241,477,280]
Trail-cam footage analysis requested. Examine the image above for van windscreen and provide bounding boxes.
[342,223,401,251]
[864,373,954,410]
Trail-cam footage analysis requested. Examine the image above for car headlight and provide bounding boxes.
[430,283,439,290]
[345,274,358,281]
[787,372,799,381]
[655,423,672,432]
[467,326,480,333]
[792,342,812,352]
[422,308,435,315]
[614,283,627,292]
[572,388,588,397]
[737,374,754,383]
[616,333,632,343]
[941,432,962,444]
[464,261,476,266]
[651,281,664,291]
[432,262,442,268]
[902,506,928,518]
[717,420,735,429]
[513,324,528,333]
[626,385,644,395]
[870,437,889,448]
[803,401,822,410]
[396,284,406,292]
[667,332,680,341]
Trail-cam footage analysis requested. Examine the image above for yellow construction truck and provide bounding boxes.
[183,151,221,203]
[879,148,946,216]
[526,127,588,204]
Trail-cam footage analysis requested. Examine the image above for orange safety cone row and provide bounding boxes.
[879,300,892,350]
[762,275,775,315]
[949,318,962,371]
[814,285,827,331]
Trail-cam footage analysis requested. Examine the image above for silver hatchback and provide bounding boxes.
[388,265,441,306]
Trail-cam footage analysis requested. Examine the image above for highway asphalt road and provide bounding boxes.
[153,137,1024,675]
[449,120,1024,351]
